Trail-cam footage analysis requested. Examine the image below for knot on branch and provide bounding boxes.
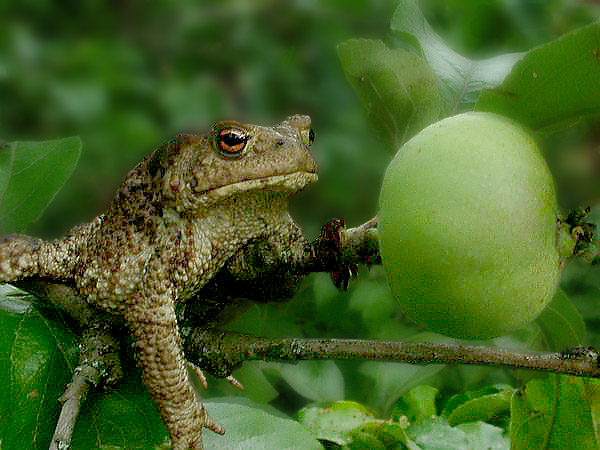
[185,329,247,377]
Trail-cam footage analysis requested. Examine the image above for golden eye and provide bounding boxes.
[212,126,249,159]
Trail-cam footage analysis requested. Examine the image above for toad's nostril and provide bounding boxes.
[276,138,285,146]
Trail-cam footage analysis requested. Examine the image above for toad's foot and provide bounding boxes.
[169,402,224,450]
[314,218,358,290]
[189,362,244,390]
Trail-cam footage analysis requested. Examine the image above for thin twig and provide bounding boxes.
[50,323,122,450]
[50,365,99,450]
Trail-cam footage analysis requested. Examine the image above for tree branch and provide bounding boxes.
[186,331,600,378]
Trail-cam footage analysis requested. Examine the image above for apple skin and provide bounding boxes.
[379,112,560,339]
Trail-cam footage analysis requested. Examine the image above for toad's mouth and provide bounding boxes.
[205,171,318,198]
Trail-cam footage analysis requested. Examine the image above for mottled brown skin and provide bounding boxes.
[0,115,317,449]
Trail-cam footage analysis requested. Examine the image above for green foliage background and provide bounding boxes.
[1,0,600,448]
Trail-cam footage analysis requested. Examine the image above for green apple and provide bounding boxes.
[379,112,560,339]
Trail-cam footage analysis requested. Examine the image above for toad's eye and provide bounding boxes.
[212,127,249,159]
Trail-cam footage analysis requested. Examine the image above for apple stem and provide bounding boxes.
[558,206,599,266]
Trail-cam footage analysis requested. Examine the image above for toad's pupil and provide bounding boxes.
[221,131,246,148]
[214,127,248,158]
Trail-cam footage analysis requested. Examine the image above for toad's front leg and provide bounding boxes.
[125,291,223,449]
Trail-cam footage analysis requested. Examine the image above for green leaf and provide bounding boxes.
[0,285,80,450]
[442,385,512,414]
[74,391,323,449]
[511,374,598,449]
[328,400,372,414]
[347,431,386,449]
[393,385,439,423]
[362,422,416,450]
[444,385,513,427]
[0,136,82,233]
[71,371,170,449]
[338,38,441,152]
[204,400,322,449]
[390,0,522,114]
[535,289,586,351]
[476,22,600,129]
[408,417,509,450]
[298,401,412,448]
[298,403,374,446]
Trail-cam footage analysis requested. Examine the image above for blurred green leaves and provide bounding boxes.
[0,136,81,233]
[476,22,600,130]
[337,0,523,153]
[535,289,586,351]
[359,332,449,417]
[0,1,398,233]
[338,39,440,152]
[279,361,345,403]
[390,0,522,114]
[340,0,600,156]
